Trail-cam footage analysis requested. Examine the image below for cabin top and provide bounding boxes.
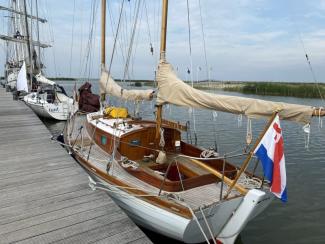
[87,112,147,137]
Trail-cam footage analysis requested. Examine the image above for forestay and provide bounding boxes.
[100,70,154,101]
[156,61,314,124]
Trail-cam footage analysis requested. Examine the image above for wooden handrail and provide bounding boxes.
[190,159,248,195]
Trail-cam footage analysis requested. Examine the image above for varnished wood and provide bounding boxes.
[73,152,193,219]
[101,0,106,67]
[162,118,187,131]
[124,162,219,192]
[190,159,248,195]
[160,0,168,60]
[155,105,162,141]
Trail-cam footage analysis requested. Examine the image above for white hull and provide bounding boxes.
[66,114,274,243]
[5,70,19,91]
[87,170,273,243]
[24,92,77,121]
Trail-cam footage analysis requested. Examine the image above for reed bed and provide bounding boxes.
[223,82,325,98]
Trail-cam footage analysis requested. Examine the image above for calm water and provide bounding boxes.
[44,80,325,244]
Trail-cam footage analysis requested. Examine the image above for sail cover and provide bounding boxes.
[100,70,154,101]
[156,61,314,124]
[35,73,56,86]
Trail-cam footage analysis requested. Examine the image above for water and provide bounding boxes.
[44,80,325,244]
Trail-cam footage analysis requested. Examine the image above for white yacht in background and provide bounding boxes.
[1,1,76,121]
[24,74,76,121]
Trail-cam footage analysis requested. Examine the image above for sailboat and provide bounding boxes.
[23,80,76,121]
[0,0,49,91]
[65,1,325,243]
[1,0,76,120]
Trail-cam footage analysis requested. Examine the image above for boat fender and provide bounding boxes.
[156,150,167,164]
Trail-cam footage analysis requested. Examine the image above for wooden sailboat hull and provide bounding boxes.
[84,167,243,243]
[65,114,273,244]
[81,164,272,243]
[66,115,273,243]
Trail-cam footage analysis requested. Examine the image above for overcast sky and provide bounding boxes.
[0,0,325,82]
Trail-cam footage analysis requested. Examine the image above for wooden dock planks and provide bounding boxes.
[0,88,152,244]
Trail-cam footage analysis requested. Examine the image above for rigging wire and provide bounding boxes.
[82,0,99,80]
[43,0,58,77]
[122,0,142,82]
[68,0,76,77]
[198,0,209,82]
[144,0,153,56]
[107,3,127,68]
[130,2,144,78]
[104,0,126,109]
[186,0,197,145]
[298,33,325,102]
[78,0,85,77]
[108,0,125,75]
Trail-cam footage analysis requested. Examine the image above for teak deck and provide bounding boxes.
[0,87,152,244]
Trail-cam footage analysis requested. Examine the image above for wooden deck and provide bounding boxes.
[0,88,152,244]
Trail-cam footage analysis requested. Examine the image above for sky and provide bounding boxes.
[0,0,325,82]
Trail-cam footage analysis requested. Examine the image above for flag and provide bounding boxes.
[254,114,287,202]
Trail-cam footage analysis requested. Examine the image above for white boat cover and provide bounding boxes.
[100,70,154,101]
[35,73,56,86]
[156,61,314,124]
[16,61,28,92]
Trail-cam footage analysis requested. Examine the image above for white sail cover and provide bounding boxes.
[156,61,314,123]
[16,61,28,92]
[35,73,56,86]
[100,70,154,101]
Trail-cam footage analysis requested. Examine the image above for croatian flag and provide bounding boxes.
[254,115,287,202]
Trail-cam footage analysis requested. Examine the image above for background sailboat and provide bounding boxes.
[0,0,76,121]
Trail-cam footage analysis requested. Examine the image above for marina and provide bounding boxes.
[0,87,151,244]
[1,0,325,243]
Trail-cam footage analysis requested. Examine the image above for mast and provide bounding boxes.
[156,0,168,140]
[35,0,41,71]
[101,0,106,70]
[160,0,168,61]
[22,0,32,89]
[100,0,106,102]
[29,0,34,86]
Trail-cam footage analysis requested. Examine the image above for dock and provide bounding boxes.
[0,87,152,244]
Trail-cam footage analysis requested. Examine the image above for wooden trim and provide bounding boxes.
[162,119,187,131]
[160,0,168,60]
[155,105,162,141]
[123,163,219,192]
[190,159,248,195]
[101,0,106,67]
[72,151,192,219]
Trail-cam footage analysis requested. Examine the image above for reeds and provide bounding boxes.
[224,82,325,98]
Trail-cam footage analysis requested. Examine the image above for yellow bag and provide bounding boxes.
[104,107,128,118]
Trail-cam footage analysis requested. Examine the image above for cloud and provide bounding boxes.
[0,0,325,82]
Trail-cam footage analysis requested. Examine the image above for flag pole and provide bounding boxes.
[223,111,279,199]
